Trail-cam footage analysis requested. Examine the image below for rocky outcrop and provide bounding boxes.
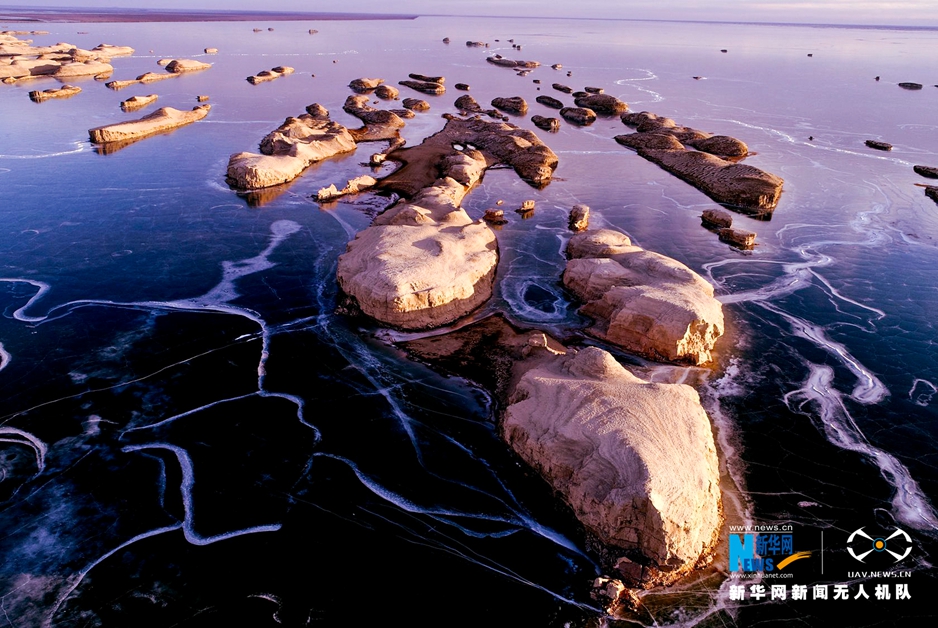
[165,59,211,73]
[560,106,596,126]
[492,96,528,115]
[247,66,294,84]
[486,57,540,69]
[532,115,560,132]
[455,94,482,112]
[375,84,399,100]
[717,228,756,249]
[52,60,113,79]
[700,208,732,229]
[106,71,178,90]
[204,47,218,54]
[28,84,81,102]
[409,72,444,83]
[553,83,573,93]
[119,94,157,111]
[898,82,923,90]
[574,93,628,115]
[377,114,558,196]
[349,77,384,92]
[865,139,892,151]
[342,94,406,142]
[914,165,938,179]
[454,83,470,91]
[563,229,724,364]
[402,98,429,111]
[616,112,782,215]
[535,95,564,109]
[569,204,590,232]
[226,104,356,190]
[336,116,558,329]
[502,345,722,587]
[317,175,378,201]
[89,105,210,144]
[399,79,445,95]
[337,173,498,330]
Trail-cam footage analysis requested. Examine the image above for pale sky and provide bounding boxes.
[8,1,938,27]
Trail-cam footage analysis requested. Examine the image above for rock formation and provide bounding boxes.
[106,71,178,90]
[28,84,81,102]
[399,79,445,95]
[925,186,938,205]
[165,59,211,73]
[336,115,558,329]
[492,96,528,115]
[409,73,444,83]
[342,94,406,143]
[226,104,356,190]
[486,56,540,69]
[569,204,590,232]
[375,84,399,100]
[402,98,429,111]
[574,93,628,115]
[502,345,722,587]
[317,175,378,201]
[616,112,782,216]
[563,229,724,364]
[400,318,723,588]
[914,165,938,179]
[865,139,892,151]
[532,115,560,132]
[349,77,384,92]
[247,66,294,84]
[560,106,596,126]
[535,95,564,109]
[119,94,158,111]
[89,105,210,145]
[553,83,573,93]
[898,82,923,90]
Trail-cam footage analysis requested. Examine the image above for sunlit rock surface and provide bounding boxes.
[563,229,724,364]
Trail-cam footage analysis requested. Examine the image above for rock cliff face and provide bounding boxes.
[617,112,782,215]
[226,105,356,190]
[502,345,722,587]
[336,116,558,329]
[88,105,210,144]
[563,229,724,365]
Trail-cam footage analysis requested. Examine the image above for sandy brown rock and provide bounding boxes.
[560,106,596,126]
[491,96,528,115]
[689,135,748,158]
[563,229,724,364]
[165,59,211,73]
[552,83,573,93]
[337,117,558,329]
[120,93,157,111]
[317,175,379,201]
[342,94,406,142]
[574,93,628,115]
[615,121,782,215]
[204,47,218,54]
[532,115,560,132]
[502,345,722,587]
[337,176,498,330]
[454,94,482,113]
[865,139,892,151]
[89,105,210,144]
[408,72,444,84]
[535,95,564,109]
[247,66,294,84]
[399,79,445,95]
[914,165,938,179]
[701,208,733,229]
[569,204,590,232]
[226,106,357,190]
[349,77,384,92]
[53,59,113,78]
[402,98,429,111]
[717,228,756,249]
[28,84,81,102]
[375,84,399,100]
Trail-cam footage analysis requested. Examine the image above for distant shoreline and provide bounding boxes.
[0,8,417,23]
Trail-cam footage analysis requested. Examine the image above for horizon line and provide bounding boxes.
[1,5,936,31]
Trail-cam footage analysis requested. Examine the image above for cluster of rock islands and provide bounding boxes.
[23,26,935,615]
[219,59,755,609]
